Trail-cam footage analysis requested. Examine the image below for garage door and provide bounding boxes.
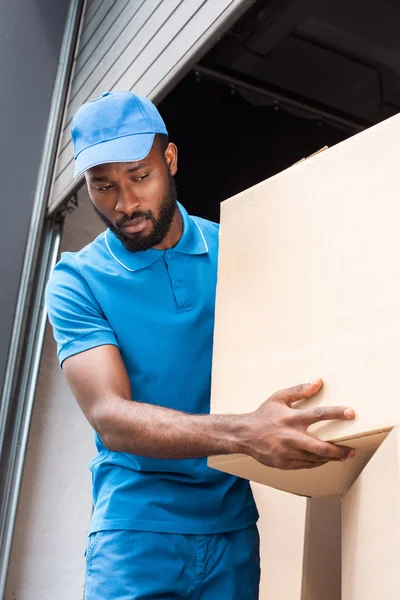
[48,0,254,213]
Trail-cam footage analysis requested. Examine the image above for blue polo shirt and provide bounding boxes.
[45,202,258,534]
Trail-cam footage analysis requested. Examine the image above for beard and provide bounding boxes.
[92,172,178,253]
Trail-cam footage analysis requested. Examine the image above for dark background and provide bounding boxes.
[159,0,400,223]
[159,74,348,223]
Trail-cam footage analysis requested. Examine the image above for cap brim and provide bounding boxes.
[73,132,155,179]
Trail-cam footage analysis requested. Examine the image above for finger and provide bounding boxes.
[297,450,335,463]
[296,405,355,426]
[287,443,348,463]
[293,432,355,460]
[274,378,323,407]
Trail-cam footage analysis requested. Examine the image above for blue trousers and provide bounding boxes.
[84,526,260,599]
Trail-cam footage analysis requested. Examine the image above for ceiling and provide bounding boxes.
[200,0,400,128]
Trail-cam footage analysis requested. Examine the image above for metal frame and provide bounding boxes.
[194,63,371,133]
[0,0,84,595]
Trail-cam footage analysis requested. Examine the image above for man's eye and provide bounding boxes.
[96,184,113,192]
[134,174,149,182]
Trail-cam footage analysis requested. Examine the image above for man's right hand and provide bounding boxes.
[63,346,355,467]
[240,378,355,470]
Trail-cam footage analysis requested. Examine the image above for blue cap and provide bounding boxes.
[71,90,168,178]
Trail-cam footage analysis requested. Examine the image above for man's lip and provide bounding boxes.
[120,217,148,234]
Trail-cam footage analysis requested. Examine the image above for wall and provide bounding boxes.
[5,188,104,600]
[0,0,70,402]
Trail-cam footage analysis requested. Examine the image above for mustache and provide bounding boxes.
[116,210,155,229]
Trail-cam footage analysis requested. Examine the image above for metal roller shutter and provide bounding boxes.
[48,0,254,213]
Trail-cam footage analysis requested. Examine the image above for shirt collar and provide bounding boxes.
[104,202,208,273]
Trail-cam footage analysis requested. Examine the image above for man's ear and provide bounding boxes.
[165,143,178,176]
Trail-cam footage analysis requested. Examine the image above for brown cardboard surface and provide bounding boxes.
[209,431,387,497]
[301,497,341,600]
[209,112,400,496]
[342,427,400,600]
[251,483,307,599]
[252,484,341,600]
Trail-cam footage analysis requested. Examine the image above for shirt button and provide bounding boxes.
[175,280,181,288]
[166,252,172,260]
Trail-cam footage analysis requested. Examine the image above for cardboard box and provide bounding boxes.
[342,427,400,600]
[209,112,400,496]
[253,483,341,600]
[252,484,307,599]
[209,433,385,497]
[301,497,341,600]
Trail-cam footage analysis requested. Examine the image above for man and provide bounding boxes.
[46,90,355,599]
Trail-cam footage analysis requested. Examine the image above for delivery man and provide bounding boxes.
[45,90,355,599]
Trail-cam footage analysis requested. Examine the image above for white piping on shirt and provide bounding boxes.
[191,218,209,253]
[104,218,209,271]
[104,230,137,272]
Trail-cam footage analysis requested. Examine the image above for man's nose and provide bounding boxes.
[114,187,140,214]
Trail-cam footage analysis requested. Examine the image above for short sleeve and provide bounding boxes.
[45,252,119,367]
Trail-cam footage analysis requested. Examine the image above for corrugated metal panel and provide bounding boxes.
[48,0,254,211]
